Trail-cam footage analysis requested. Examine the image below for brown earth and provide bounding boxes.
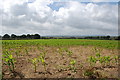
[2,46,119,79]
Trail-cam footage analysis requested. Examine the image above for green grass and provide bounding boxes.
[2,39,119,49]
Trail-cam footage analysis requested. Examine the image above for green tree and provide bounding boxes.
[2,34,10,39]
[11,34,17,39]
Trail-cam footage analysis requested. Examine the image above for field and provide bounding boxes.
[1,39,120,79]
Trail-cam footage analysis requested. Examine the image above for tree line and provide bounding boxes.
[84,36,120,40]
[1,34,41,40]
[0,34,120,40]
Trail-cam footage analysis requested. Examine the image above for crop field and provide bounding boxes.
[1,39,120,79]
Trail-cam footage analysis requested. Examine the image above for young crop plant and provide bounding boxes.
[92,47,97,53]
[3,49,11,55]
[38,52,47,72]
[68,59,77,72]
[98,56,112,67]
[113,55,119,65]
[103,56,112,66]
[66,49,73,57]
[92,47,101,53]
[87,52,113,68]
[39,52,46,59]
[87,56,97,67]
[58,48,64,58]
[3,53,16,73]
[83,68,96,78]
[99,57,105,66]
[25,48,29,56]
[30,58,38,73]
[96,53,101,58]
[84,69,93,77]
[70,59,76,65]
[40,57,46,71]
[95,52,102,61]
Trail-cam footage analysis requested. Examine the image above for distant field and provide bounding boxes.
[2,39,119,49]
[2,39,119,78]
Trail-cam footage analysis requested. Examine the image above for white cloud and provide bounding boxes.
[0,0,118,36]
[91,0,119,2]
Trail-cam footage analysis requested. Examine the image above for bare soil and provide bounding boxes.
[2,46,119,79]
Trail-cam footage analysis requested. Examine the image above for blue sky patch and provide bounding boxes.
[48,2,66,11]
[48,2,117,11]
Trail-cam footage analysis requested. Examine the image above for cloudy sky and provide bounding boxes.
[0,0,119,36]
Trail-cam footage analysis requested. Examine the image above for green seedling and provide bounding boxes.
[84,70,93,77]
[70,60,76,65]
[69,60,77,72]
[95,53,101,61]
[25,48,29,55]
[58,48,64,58]
[92,47,98,52]
[38,53,47,72]
[84,69,94,78]
[98,56,112,67]
[87,56,97,67]
[39,52,46,59]
[99,57,105,64]
[101,56,111,66]
[87,53,112,67]
[67,50,73,57]
[83,67,100,78]
[30,58,38,73]
[113,55,118,65]
[96,53,101,58]
[3,49,11,55]
[41,57,46,71]
[93,47,101,53]
[3,53,16,72]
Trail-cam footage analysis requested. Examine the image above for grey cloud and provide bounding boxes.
[10,3,29,16]
[1,1,118,36]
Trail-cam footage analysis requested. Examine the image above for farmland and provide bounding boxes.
[1,39,120,79]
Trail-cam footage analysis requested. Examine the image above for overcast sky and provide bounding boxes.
[0,0,119,36]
